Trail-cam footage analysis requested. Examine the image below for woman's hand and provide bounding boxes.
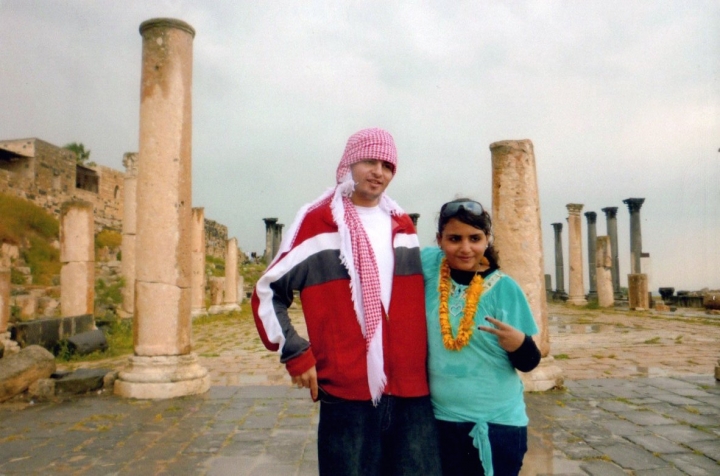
[291,366,318,401]
[478,316,525,352]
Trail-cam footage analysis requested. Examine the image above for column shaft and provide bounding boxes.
[551,223,565,296]
[263,218,277,262]
[596,236,614,308]
[223,238,240,311]
[602,207,621,297]
[121,152,138,316]
[60,201,95,317]
[585,212,597,298]
[191,208,206,317]
[490,139,562,392]
[623,198,645,274]
[566,204,587,305]
[490,140,549,355]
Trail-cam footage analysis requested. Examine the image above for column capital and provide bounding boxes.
[601,206,618,219]
[408,213,420,227]
[139,18,196,37]
[566,203,584,215]
[122,152,139,176]
[584,211,597,224]
[263,217,278,226]
[623,198,645,213]
[551,222,563,232]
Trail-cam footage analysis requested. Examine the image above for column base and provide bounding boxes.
[0,332,20,354]
[519,357,564,392]
[114,353,210,399]
[566,295,588,306]
[191,307,208,319]
[207,303,240,315]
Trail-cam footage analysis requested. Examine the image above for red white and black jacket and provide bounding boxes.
[252,198,430,401]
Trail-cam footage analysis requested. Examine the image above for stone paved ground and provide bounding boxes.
[1,302,718,475]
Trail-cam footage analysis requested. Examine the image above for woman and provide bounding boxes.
[421,199,541,476]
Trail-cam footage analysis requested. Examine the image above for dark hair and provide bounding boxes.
[437,198,500,269]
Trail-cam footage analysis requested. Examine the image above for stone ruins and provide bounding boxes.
[2,16,718,403]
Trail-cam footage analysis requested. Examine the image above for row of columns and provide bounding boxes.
[551,199,647,309]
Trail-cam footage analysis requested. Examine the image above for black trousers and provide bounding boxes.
[436,419,528,476]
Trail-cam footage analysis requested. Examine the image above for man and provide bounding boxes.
[252,128,440,475]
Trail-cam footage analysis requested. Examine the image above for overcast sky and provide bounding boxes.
[1,0,718,292]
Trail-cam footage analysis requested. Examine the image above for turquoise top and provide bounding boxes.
[421,247,538,475]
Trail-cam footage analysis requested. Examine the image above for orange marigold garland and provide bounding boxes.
[438,257,484,351]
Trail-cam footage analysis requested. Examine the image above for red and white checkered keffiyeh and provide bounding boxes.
[275,128,400,404]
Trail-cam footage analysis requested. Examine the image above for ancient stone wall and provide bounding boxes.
[0,138,123,232]
[204,219,228,260]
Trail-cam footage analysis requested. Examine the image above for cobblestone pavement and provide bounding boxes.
[1,303,718,475]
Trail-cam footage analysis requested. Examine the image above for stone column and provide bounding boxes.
[115,18,209,399]
[551,223,566,300]
[628,273,649,310]
[272,223,284,260]
[263,218,277,262]
[623,198,645,274]
[0,268,18,353]
[190,207,207,318]
[715,359,720,381]
[602,207,621,298]
[584,211,597,300]
[207,277,225,314]
[60,201,95,317]
[566,204,587,306]
[409,213,420,227]
[222,238,241,312]
[490,139,562,391]
[596,236,614,308]
[120,152,138,318]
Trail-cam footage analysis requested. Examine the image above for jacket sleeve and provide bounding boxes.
[252,236,317,377]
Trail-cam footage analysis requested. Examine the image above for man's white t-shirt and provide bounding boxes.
[355,204,394,312]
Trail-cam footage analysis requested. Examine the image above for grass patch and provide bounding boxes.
[95,229,122,249]
[554,354,570,360]
[643,337,661,344]
[0,193,59,244]
[240,262,267,289]
[56,319,133,363]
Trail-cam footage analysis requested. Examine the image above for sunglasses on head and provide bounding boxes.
[440,200,484,218]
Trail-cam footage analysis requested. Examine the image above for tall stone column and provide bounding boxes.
[223,238,241,312]
[60,201,95,317]
[551,223,566,300]
[566,204,587,306]
[596,236,614,308]
[272,223,284,260]
[115,18,209,399]
[602,207,621,298]
[263,218,277,262]
[190,207,207,318]
[0,268,18,353]
[490,139,562,391]
[120,152,138,317]
[584,212,597,300]
[623,198,645,274]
